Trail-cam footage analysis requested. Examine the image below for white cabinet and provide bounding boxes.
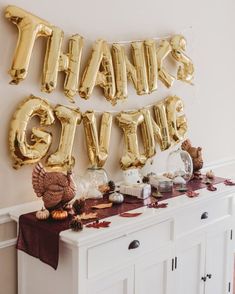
[87,223,234,294]
[135,245,174,294]
[10,184,235,294]
[204,226,233,294]
[174,225,233,294]
[174,233,206,294]
[87,267,134,294]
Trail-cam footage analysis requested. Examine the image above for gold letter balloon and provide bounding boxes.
[5,6,192,171]
[165,96,188,142]
[171,35,194,84]
[8,95,188,170]
[9,95,54,169]
[116,111,147,170]
[47,105,82,170]
[5,5,194,104]
[83,111,112,168]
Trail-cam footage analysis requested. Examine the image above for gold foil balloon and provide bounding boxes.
[5,5,194,103]
[140,108,156,158]
[171,35,194,84]
[112,43,128,101]
[156,40,175,88]
[152,100,171,150]
[128,41,149,95]
[5,6,84,103]
[116,111,146,170]
[144,39,158,92]
[79,39,116,105]
[5,6,53,84]
[41,26,64,93]
[140,101,171,160]
[47,105,82,170]
[62,35,84,100]
[9,95,54,169]
[165,96,188,142]
[112,41,149,101]
[83,111,112,167]
[42,34,84,102]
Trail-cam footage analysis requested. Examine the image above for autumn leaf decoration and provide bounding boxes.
[207,184,217,191]
[147,202,168,209]
[224,179,235,186]
[119,212,142,217]
[91,203,113,209]
[186,190,199,198]
[86,220,111,229]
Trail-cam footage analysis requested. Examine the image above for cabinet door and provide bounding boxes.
[204,226,233,294]
[174,233,206,294]
[87,266,134,294]
[135,245,174,294]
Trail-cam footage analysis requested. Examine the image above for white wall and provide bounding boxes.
[0,0,235,209]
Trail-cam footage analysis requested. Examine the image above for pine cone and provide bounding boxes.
[70,216,83,232]
[108,180,116,191]
[142,176,149,183]
[73,198,85,215]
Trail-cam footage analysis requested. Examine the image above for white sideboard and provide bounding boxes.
[10,183,235,294]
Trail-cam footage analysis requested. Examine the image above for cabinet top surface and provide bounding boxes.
[8,183,235,247]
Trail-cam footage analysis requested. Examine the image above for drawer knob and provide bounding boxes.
[201,276,207,282]
[201,212,208,219]
[207,274,212,279]
[128,240,140,250]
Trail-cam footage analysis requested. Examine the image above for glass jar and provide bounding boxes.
[166,148,193,183]
[83,167,109,199]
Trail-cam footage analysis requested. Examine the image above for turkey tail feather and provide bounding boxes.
[32,163,46,197]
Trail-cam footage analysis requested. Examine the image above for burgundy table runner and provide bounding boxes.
[16,176,225,269]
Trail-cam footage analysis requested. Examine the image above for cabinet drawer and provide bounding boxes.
[175,196,232,237]
[87,219,172,278]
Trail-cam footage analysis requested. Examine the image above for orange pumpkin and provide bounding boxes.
[51,209,68,220]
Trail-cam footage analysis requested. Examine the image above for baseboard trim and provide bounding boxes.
[0,238,17,250]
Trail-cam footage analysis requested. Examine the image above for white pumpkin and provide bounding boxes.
[109,192,124,204]
[173,176,186,185]
[206,170,215,180]
[36,208,50,220]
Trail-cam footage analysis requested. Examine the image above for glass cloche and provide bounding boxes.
[83,167,109,199]
[166,148,193,183]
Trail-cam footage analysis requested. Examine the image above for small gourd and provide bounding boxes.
[36,207,50,220]
[109,192,124,204]
[173,176,186,185]
[51,209,68,220]
[206,170,215,180]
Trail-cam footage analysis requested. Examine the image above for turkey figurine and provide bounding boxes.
[181,139,203,173]
[32,163,77,211]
